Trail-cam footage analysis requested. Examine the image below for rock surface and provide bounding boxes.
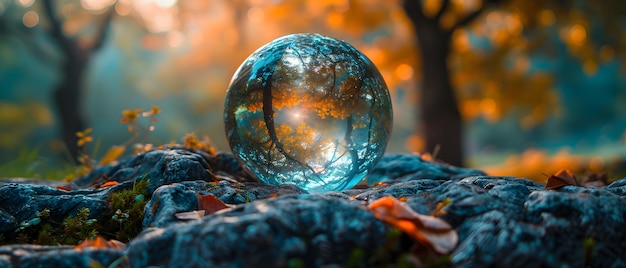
[1,148,625,267]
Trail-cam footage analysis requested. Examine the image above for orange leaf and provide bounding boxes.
[420,153,434,162]
[74,236,126,250]
[99,181,119,188]
[120,109,141,124]
[55,185,72,191]
[197,193,231,215]
[368,196,458,254]
[545,168,578,190]
[99,145,126,166]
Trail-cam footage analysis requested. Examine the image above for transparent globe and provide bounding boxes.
[224,33,392,193]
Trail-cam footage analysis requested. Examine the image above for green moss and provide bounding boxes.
[99,178,149,242]
[2,178,150,246]
[0,207,97,246]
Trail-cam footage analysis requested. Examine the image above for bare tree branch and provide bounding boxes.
[91,8,115,51]
[451,0,505,32]
[450,8,484,32]
[435,0,451,21]
[41,0,70,53]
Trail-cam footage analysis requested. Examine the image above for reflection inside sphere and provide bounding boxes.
[224,33,392,193]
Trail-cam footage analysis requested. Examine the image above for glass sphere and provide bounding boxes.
[224,33,392,193]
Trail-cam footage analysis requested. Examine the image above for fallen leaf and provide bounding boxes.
[197,193,231,215]
[74,236,126,250]
[98,181,119,188]
[368,196,458,254]
[175,210,205,220]
[99,145,126,166]
[545,169,578,190]
[420,153,434,162]
[55,185,72,191]
[432,198,452,217]
[581,172,608,187]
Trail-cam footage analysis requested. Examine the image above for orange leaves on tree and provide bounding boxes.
[545,168,578,190]
[368,196,458,254]
[74,236,126,250]
[99,145,126,166]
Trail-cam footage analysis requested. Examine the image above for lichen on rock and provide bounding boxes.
[1,148,626,267]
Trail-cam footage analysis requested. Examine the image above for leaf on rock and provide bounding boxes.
[74,236,126,250]
[55,185,72,191]
[419,153,434,162]
[368,196,458,254]
[176,194,232,220]
[99,145,126,166]
[175,210,205,220]
[197,193,231,215]
[545,169,578,190]
[98,181,119,188]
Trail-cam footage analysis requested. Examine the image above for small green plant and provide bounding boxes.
[61,208,99,245]
[100,178,149,242]
[3,207,100,246]
[2,178,150,246]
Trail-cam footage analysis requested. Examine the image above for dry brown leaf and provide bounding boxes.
[368,196,458,254]
[545,168,578,190]
[55,185,72,192]
[197,193,231,215]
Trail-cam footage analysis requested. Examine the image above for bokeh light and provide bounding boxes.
[22,11,39,28]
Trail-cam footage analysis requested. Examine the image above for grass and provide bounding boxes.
[0,147,76,181]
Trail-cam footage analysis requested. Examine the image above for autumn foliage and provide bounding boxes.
[368,196,458,254]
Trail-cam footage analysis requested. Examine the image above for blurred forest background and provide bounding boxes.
[1,0,626,181]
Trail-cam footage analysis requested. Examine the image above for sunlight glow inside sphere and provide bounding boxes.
[224,33,393,193]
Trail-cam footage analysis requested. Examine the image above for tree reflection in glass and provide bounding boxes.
[224,34,392,193]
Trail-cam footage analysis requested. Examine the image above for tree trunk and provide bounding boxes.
[54,45,87,162]
[414,21,463,166]
[42,1,113,161]
[403,0,467,167]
